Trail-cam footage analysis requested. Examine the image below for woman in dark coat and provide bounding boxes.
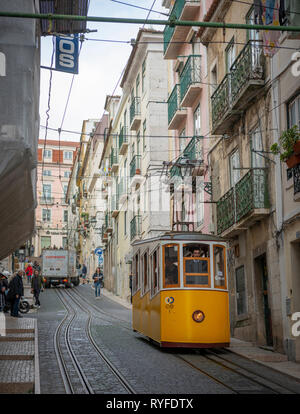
[0,272,9,312]
[7,270,24,317]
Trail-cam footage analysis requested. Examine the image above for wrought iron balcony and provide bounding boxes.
[111,194,120,218]
[216,168,270,236]
[130,215,142,241]
[101,224,108,241]
[130,155,141,178]
[167,84,187,130]
[180,55,202,107]
[211,40,265,135]
[169,136,204,181]
[293,163,300,198]
[130,97,141,131]
[118,126,129,155]
[104,211,113,233]
[39,196,54,205]
[163,0,201,59]
[110,147,119,173]
[118,177,127,204]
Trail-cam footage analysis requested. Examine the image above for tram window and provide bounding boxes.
[163,244,179,288]
[151,249,159,296]
[142,252,148,294]
[183,244,209,258]
[214,245,226,288]
[132,253,140,294]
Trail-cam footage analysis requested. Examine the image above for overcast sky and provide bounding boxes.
[39,0,167,142]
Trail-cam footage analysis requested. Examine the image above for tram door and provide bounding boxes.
[255,254,273,347]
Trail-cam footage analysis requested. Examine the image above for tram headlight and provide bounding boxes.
[192,310,205,323]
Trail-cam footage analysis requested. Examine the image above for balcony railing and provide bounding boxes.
[211,40,264,134]
[169,136,203,180]
[130,155,141,178]
[40,196,54,205]
[130,97,141,130]
[180,55,201,105]
[293,163,300,196]
[216,168,269,235]
[130,215,141,241]
[110,147,119,172]
[118,126,128,152]
[163,1,200,57]
[167,83,188,129]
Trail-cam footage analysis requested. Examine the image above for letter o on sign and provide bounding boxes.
[59,39,75,54]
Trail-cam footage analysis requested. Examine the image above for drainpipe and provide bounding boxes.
[270,58,289,355]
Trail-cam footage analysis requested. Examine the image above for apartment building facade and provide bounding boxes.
[33,139,79,256]
[101,29,170,302]
[162,0,214,233]
[201,0,285,351]
[269,20,300,360]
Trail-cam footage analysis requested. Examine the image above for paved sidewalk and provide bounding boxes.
[228,337,300,382]
[0,281,39,394]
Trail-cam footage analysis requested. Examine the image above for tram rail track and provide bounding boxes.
[57,286,300,395]
[54,289,94,394]
[57,287,136,394]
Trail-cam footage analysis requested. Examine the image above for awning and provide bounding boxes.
[39,0,90,35]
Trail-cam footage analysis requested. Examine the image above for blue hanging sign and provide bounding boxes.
[94,247,103,256]
[55,35,79,74]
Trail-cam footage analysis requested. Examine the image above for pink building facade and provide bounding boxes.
[163,0,214,234]
[33,139,79,256]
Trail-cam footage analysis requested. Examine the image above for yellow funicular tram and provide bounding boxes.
[131,232,230,348]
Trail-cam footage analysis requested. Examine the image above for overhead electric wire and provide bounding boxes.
[41,36,56,213]
[229,0,300,16]
[84,36,300,51]
[109,0,169,17]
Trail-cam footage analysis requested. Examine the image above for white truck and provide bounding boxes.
[42,249,79,288]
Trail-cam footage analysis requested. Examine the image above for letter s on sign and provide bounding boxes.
[291,312,300,337]
[291,52,300,77]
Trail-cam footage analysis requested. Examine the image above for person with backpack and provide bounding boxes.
[92,267,103,298]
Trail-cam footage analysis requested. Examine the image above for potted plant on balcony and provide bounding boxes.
[270,125,300,168]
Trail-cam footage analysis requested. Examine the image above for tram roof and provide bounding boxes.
[131,232,227,246]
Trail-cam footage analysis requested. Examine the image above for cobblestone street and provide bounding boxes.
[33,285,300,395]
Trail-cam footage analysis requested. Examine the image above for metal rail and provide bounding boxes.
[54,289,94,394]
[63,288,136,394]
[0,11,300,32]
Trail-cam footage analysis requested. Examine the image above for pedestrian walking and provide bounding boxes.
[7,270,24,317]
[0,272,9,312]
[31,269,44,308]
[81,263,87,284]
[25,263,33,284]
[33,261,41,272]
[92,267,103,298]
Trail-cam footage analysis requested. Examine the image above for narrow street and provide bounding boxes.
[34,285,300,395]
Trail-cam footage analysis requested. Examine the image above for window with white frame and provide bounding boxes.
[63,210,68,223]
[229,149,241,187]
[64,151,73,160]
[43,170,52,176]
[43,149,52,160]
[42,209,51,222]
[64,171,71,178]
[288,94,300,130]
[193,105,201,136]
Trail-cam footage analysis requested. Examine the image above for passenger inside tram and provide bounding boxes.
[184,244,209,285]
[165,258,178,285]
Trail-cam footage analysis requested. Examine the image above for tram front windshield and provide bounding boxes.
[183,244,210,286]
